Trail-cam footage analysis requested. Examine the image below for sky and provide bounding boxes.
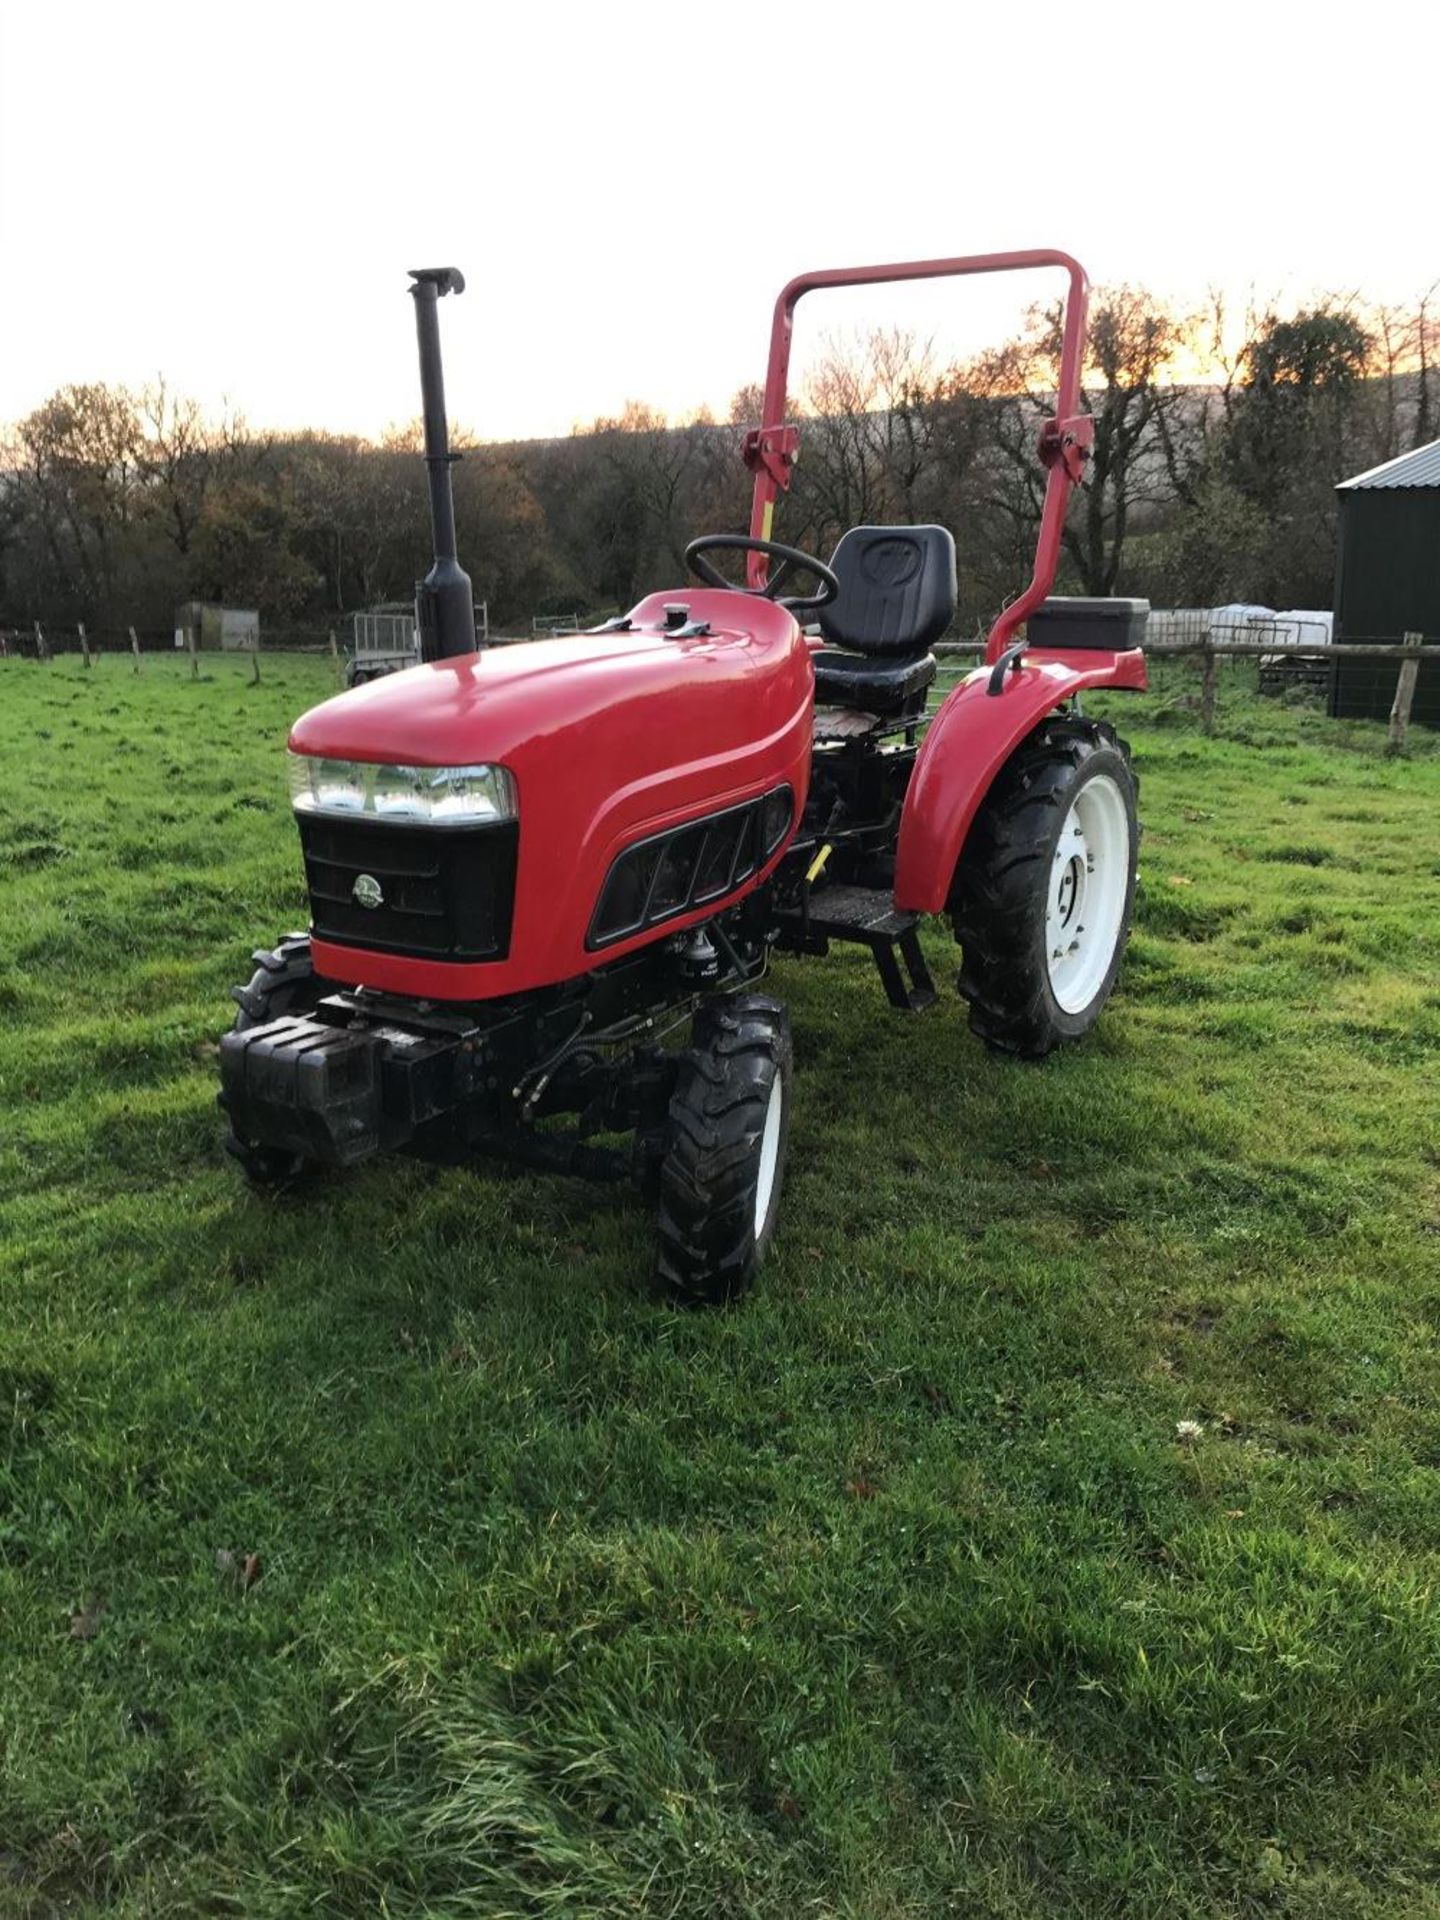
[1,0,1435,445]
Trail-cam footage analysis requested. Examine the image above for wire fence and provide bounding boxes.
[929,621,1437,746]
[0,621,340,660]
[5,614,1436,747]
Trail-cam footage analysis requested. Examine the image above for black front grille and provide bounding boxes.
[297,815,518,962]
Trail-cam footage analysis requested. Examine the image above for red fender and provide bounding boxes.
[893,648,1147,914]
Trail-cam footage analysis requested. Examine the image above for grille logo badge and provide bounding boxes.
[352,873,384,909]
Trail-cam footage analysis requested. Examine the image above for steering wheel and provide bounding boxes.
[685,535,839,613]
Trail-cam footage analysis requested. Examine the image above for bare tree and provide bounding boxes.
[960,289,1191,597]
[792,328,943,548]
[1416,282,1439,447]
[136,378,244,558]
[10,384,144,618]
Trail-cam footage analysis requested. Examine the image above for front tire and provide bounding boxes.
[221,934,323,1191]
[951,718,1138,1057]
[655,995,793,1307]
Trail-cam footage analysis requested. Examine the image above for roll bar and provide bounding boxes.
[743,250,1092,665]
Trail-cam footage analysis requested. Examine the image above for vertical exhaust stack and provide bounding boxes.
[409,267,478,662]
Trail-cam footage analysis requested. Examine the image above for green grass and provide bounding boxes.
[2,653,1439,1917]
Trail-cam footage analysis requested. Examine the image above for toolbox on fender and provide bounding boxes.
[1026,597,1151,651]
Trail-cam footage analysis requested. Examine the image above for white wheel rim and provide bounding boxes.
[1045,772,1130,1015]
[753,1073,784,1235]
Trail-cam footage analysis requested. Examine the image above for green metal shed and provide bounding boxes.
[1331,439,1440,727]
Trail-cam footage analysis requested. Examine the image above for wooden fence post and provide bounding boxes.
[251,629,261,686]
[129,625,142,672]
[188,625,198,681]
[35,621,49,663]
[329,629,341,685]
[1200,642,1218,735]
[78,622,92,669]
[1388,634,1423,754]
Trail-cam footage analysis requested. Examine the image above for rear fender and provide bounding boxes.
[894,648,1147,913]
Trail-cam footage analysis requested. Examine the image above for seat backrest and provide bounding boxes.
[818,525,957,656]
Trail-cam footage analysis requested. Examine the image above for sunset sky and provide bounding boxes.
[0,0,1433,444]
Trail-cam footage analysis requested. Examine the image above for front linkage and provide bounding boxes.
[218,898,788,1304]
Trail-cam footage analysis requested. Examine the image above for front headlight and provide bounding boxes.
[287,755,517,826]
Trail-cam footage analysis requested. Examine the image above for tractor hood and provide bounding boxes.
[291,591,803,770]
[288,588,815,1000]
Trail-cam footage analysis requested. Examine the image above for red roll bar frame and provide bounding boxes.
[743,249,1093,665]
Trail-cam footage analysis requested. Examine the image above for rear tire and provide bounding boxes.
[951,718,1138,1058]
[221,934,323,1192]
[655,994,792,1307]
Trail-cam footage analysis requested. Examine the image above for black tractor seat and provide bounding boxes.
[812,647,936,718]
[812,524,956,723]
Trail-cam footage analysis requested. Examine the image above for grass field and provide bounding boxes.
[2,652,1439,1917]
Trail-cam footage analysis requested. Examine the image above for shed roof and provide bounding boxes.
[1338,438,1440,491]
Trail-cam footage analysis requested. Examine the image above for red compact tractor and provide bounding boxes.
[219,253,1148,1302]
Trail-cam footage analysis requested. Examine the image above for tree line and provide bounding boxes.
[2,285,1436,640]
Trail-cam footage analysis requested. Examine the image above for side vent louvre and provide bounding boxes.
[588,787,793,950]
